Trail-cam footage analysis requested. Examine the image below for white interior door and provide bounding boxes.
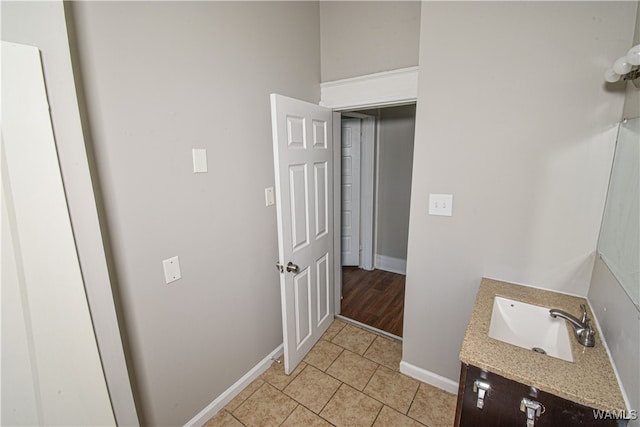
[1,41,114,425]
[341,118,361,266]
[271,94,334,374]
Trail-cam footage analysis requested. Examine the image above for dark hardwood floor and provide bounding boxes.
[340,266,405,337]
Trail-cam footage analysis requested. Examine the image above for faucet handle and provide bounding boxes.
[579,304,596,347]
[580,304,589,324]
[583,324,596,347]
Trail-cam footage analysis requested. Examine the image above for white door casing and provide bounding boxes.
[341,118,361,266]
[326,68,418,314]
[271,94,334,375]
[1,41,114,425]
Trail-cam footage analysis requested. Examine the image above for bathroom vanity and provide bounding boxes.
[455,278,629,427]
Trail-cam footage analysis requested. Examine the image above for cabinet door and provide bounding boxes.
[458,364,528,426]
[456,364,627,427]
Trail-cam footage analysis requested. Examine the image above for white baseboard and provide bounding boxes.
[184,344,284,427]
[399,360,459,395]
[375,255,407,275]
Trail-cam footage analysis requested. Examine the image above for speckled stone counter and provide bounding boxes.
[459,278,627,412]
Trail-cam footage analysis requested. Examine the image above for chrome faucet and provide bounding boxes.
[549,304,595,347]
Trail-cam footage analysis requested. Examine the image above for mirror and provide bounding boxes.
[597,117,639,310]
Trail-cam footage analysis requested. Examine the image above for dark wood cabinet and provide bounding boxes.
[454,363,628,427]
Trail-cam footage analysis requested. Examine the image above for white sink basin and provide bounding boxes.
[488,297,574,362]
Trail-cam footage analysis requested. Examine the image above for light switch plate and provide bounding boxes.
[162,256,181,284]
[429,193,453,216]
[192,148,207,173]
[265,187,275,206]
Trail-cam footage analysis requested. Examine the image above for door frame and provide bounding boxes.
[2,41,117,425]
[327,67,419,315]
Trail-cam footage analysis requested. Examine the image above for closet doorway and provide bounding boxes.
[339,104,416,338]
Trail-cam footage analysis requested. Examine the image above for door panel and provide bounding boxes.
[293,268,311,349]
[271,94,334,374]
[341,119,361,266]
[287,116,306,148]
[316,254,330,326]
[314,162,328,238]
[289,164,309,251]
[313,120,327,149]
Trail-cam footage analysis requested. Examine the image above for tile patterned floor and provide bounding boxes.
[205,319,456,427]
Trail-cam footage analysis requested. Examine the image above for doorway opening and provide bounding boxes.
[338,104,416,338]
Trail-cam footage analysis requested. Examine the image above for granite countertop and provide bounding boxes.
[459,277,626,412]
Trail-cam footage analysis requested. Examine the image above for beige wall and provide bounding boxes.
[376,105,415,261]
[403,1,636,383]
[12,2,638,423]
[320,1,420,82]
[68,2,320,425]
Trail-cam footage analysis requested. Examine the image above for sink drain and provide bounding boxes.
[532,347,547,355]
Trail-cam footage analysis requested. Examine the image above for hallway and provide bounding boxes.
[341,267,405,337]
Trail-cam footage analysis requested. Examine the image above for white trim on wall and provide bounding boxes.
[3,41,116,425]
[375,255,407,275]
[184,345,284,427]
[399,361,459,395]
[320,67,419,111]
[329,66,418,316]
[333,112,343,315]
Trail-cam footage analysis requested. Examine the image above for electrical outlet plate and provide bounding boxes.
[429,193,453,216]
[265,187,275,206]
[192,149,207,173]
[162,256,181,284]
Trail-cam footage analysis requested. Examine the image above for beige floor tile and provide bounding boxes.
[326,349,378,391]
[331,324,377,355]
[320,384,383,427]
[408,382,457,427]
[203,410,244,427]
[224,378,264,412]
[364,366,419,414]
[232,382,297,426]
[372,405,425,427]
[260,356,306,390]
[364,336,402,371]
[304,339,344,371]
[281,405,332,427]
[211,322,453,427]
[283,365,341,413]
[322,319,347,341]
